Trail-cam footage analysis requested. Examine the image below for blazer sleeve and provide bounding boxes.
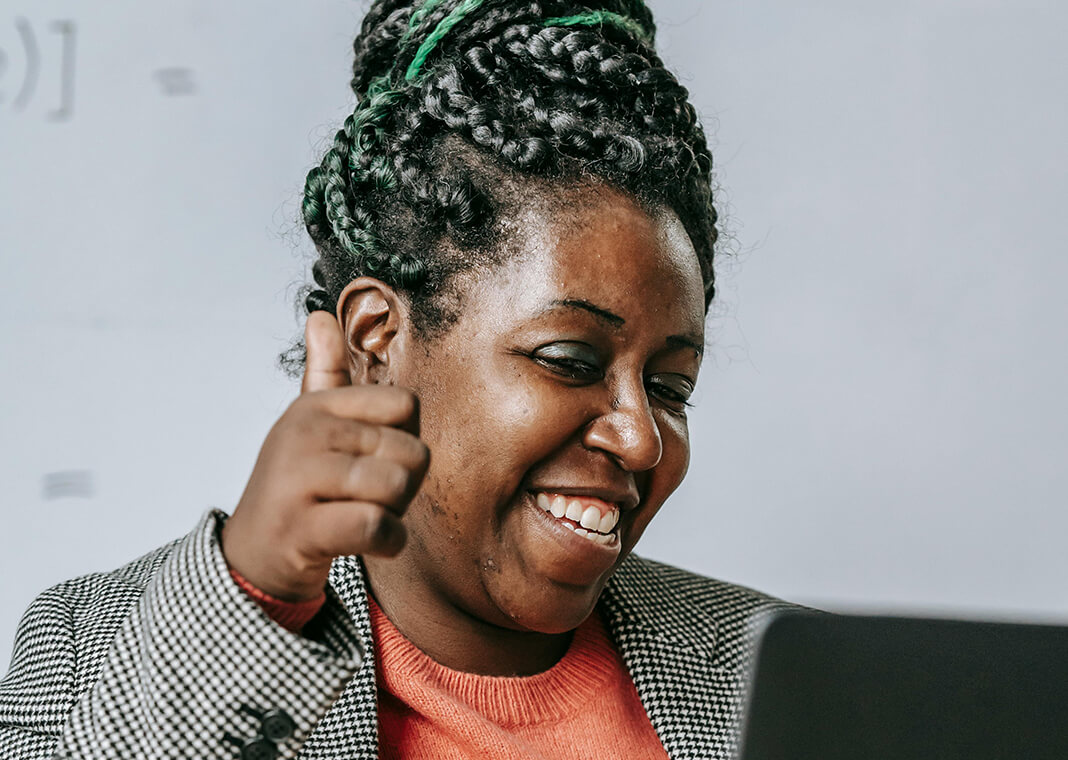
[0,511,367,760]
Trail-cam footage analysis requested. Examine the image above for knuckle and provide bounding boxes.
[359,424,383,455]
[367,511,404,556]
[402,389,420,417]
[284,546,322,578]
[383,386,418,418]
[386,428,429,468]
[354,386,412,422]
[347,457,407,502]
[412,440,431,470]
[292,415,320,442]
[323,421,346,451]
[331,420,375,453]
[280,402,320,437]
[384,461,411,498]
[361,506,390,546]
[343,457,370,496]
[358,459,407,503]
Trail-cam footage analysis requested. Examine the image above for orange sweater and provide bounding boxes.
[370,597,668,760]
[230,568,668,758]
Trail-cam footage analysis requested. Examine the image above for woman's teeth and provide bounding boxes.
[534,492,620,546]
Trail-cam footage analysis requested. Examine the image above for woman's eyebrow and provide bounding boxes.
[545,299,703,354]
[666,334,704,356]
[547,298,625,328]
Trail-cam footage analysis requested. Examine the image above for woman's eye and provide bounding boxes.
[647,374,695,411]
[530,343,603,381]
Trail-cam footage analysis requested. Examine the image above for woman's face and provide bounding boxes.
[371,188,705,634]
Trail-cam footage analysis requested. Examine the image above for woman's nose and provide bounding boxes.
[582,384,663,472]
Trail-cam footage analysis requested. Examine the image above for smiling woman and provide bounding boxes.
[352,192,707,658]
[0,2,798,759]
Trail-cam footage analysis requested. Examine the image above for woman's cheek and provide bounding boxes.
[656,406,691,474]
[625,417,691,542]
[493,378,583,448]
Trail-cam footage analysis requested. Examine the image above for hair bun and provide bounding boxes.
[350,2,418,98]
[287,0,718,377]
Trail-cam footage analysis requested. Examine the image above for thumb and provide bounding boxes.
[302,311,351,393]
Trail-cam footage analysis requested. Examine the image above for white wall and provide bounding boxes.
[2,0,1066,664]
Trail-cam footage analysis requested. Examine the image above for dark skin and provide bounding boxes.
[222,187,705,676]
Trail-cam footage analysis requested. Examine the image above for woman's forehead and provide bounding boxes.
[474,192,706,337]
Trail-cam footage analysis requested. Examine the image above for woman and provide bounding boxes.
[0,1,795,758]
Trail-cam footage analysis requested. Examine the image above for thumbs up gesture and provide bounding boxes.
[221,311,429,602]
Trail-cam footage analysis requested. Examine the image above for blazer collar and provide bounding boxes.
[298,555,379,758]
[326,552,721,663]
[601,553,721,662]
[316,552,727,760]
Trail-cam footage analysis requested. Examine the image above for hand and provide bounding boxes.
[221,311,429,601]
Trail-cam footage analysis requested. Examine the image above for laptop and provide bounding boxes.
[737,610,1068,760]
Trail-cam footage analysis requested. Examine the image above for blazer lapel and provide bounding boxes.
[296,553,754,760]
[601,556,751,760]
[298,556,380,759]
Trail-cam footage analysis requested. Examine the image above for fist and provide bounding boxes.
[221,311,429,601]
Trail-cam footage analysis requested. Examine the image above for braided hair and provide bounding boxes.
[289,0,718,367]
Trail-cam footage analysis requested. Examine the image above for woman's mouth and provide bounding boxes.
[512,489,626,587]
[534,492,620,547]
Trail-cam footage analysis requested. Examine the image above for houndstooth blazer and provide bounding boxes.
[0,510,796,759]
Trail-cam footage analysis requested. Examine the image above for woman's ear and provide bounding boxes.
[335,277,410,385]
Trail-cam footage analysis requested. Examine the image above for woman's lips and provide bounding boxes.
[512,490,624,587]
[533,491,620,547]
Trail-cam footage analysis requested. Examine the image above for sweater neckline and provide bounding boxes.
[369,596,622,728]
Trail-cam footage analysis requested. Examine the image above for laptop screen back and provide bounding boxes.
[738,611,1068,760]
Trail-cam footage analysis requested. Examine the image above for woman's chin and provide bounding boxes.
[469,493,631,632]
[480,568,610,635]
